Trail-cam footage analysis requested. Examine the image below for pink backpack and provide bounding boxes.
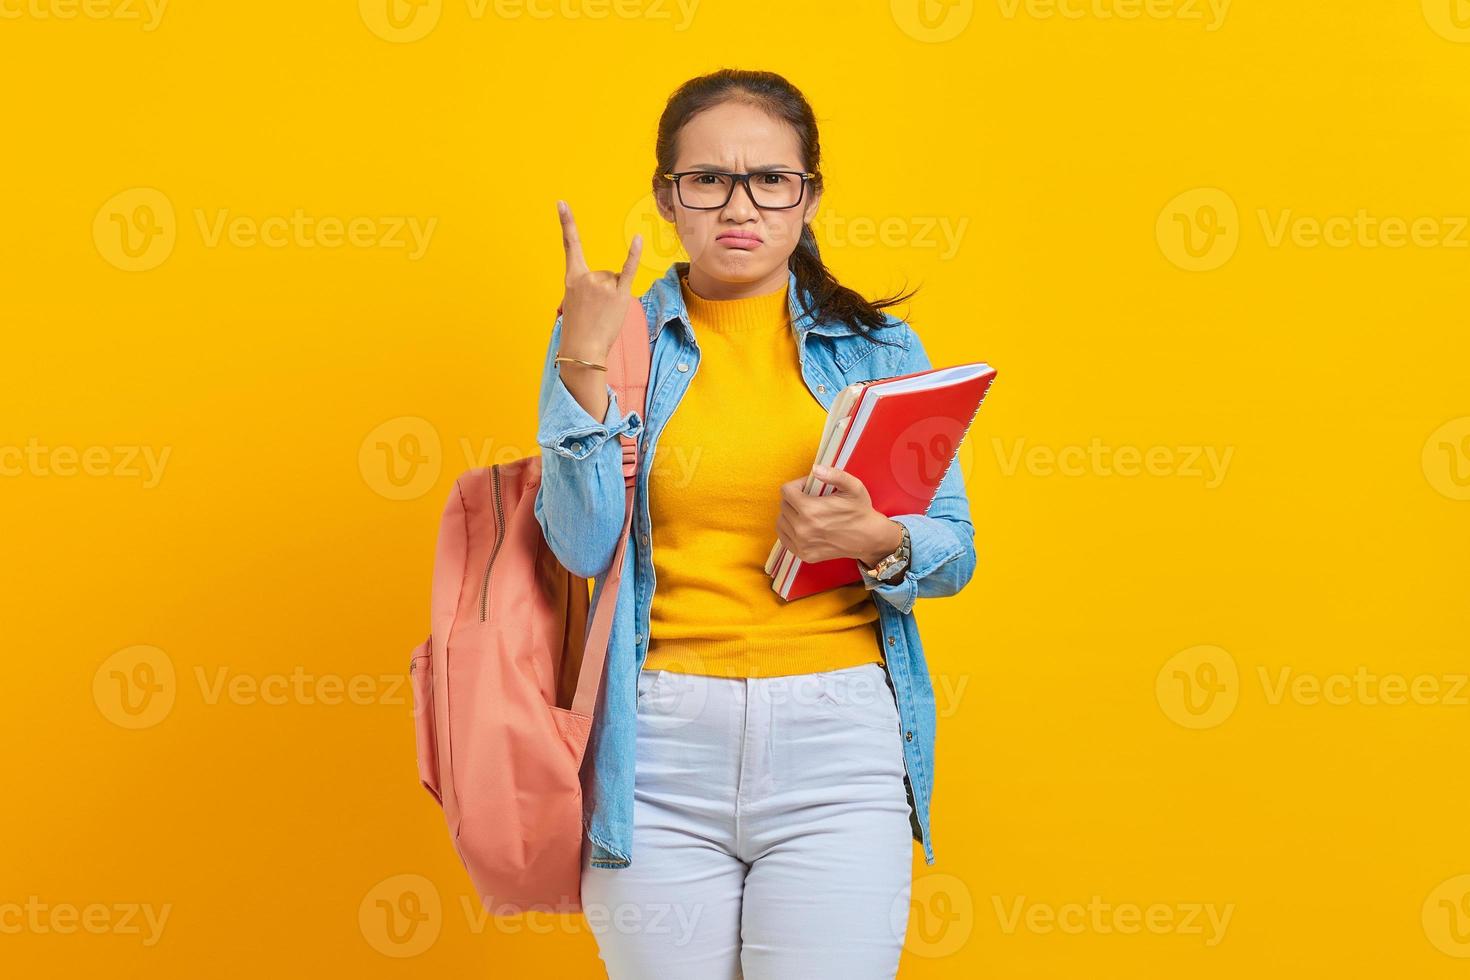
[409,296,650,915]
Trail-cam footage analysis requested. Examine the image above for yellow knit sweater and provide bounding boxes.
[640,275,881,678]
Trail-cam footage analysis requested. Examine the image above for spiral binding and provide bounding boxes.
[920,373,996,514]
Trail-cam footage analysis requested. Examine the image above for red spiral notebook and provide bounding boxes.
[764,361,997,601]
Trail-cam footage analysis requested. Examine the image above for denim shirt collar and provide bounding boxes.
[645,260,861,343]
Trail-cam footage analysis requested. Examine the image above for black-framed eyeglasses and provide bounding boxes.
[659,170,818,210]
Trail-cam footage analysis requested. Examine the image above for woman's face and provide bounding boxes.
[655,101,820,295]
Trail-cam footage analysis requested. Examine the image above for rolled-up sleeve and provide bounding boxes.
[537,367,644,461]
[532,313,645,579]
[864,325,978,616]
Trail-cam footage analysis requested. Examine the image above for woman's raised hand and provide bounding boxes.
[557,200,643,362]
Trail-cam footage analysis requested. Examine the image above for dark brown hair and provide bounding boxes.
[653,68,914,346]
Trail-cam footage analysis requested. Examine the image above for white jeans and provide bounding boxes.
[580,662,914,979]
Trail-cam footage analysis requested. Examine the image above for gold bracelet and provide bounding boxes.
[554,354,607,371]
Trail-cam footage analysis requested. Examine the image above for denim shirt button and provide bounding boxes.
[676,361,689,372]
[817,383,826,393]
[887,635,896,645]
[905,731,913,741]
[570,441,583,453]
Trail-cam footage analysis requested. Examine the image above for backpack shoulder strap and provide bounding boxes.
[553,296,651,718]
[604,296,651,482]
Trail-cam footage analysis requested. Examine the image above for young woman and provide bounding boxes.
[535,68,978,979]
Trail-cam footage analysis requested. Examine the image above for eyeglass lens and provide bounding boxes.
[677,172,805,209]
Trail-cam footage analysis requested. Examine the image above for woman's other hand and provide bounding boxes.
[775,465,904,566]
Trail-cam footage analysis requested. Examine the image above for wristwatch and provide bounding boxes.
[860,521,911,587]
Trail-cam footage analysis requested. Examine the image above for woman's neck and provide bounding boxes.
[683,264,787,301]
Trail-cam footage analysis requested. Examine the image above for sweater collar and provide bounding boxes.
[645,260,860,343]
[678,274,791,333]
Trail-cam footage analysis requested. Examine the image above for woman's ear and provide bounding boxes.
[802,188,821,226]
[654,183,677,223]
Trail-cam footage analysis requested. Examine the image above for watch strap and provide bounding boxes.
[862,522,911,585]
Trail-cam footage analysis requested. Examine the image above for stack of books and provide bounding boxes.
[765,361,997,600]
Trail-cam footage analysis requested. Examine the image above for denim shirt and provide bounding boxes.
[534,260,977,869]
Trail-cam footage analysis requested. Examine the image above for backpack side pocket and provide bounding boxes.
[409,637,442,805]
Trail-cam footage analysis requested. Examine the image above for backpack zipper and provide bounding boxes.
[477,464,506,622]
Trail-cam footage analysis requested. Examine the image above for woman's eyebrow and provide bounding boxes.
[684,163,800,172]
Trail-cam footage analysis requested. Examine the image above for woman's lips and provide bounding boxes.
[717,235,762,250]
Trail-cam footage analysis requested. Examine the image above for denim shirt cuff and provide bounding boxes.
[863,513,963,616]
[535,369,644,462]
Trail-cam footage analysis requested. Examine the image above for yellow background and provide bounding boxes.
[3,0,1469,976]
